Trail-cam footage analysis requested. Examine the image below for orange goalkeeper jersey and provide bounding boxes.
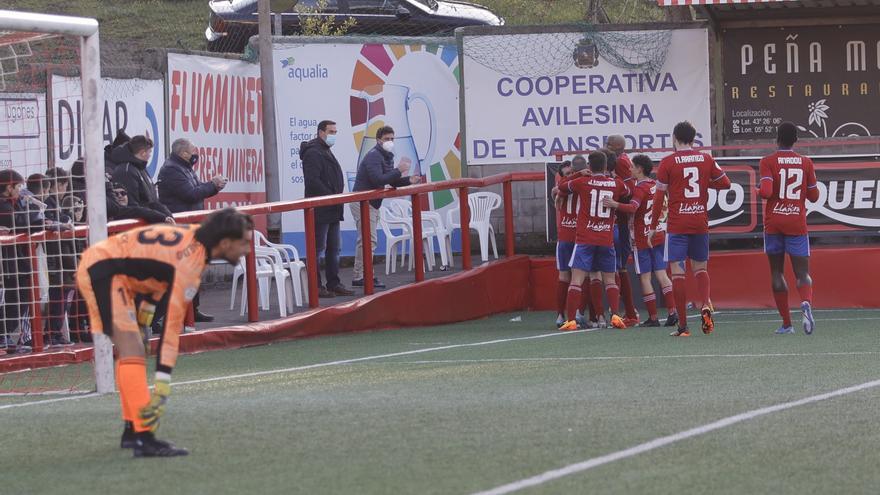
[77,224,207,371]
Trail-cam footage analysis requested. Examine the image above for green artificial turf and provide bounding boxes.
[3,309,879,494]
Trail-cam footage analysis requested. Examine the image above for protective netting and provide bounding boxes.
[463,29,673,78]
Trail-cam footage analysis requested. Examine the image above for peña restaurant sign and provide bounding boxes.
[721,24,880,140]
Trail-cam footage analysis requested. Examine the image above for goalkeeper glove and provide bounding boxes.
[137,301,156,328]
[139,378,170,433]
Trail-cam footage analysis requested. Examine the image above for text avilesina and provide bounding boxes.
[496,73,678,97]
[287,64,329,81]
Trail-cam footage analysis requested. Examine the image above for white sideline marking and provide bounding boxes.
[471,378,880,495]
[0,329,596,411]
[387,351,880,365]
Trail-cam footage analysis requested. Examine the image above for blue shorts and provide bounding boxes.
[570,244,617,273]
[764,233,810,257]
[664,233,710,263]
[613,224,632,271]
[633,245,667,275]
[556,241,575,271]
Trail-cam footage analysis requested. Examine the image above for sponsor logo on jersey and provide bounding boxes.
[586,220,613,232]
[678,203,706,214]
[561,218,578,229]
[772,203,801,215]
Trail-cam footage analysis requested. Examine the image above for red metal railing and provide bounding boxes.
[0,171,544,352]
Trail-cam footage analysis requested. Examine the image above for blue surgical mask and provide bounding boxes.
[325,134,336,147]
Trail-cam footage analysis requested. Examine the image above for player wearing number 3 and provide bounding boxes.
[647,122,731,337]
[759,122,819,335]
[76,208,253,457]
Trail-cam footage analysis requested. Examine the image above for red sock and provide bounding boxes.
[606,284,620,315]
[580,281,591,316]
[694,269,711,308]
[590,279,604,320]
[556,280,569,316]
[643,293,658,320]
[565,285,582,322]
[797,284,813,304]
[773,290,792,327]
[661,284,676,313]
[672,275,688,328]
[619,272,638,318]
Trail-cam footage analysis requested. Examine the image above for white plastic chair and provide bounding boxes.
[447,191,500,263]
[254,231,308,307]
[231,247,293,318]
[388,199,452,269]
[379,203,436,274]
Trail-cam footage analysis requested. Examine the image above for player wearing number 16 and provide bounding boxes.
[648,122,731,337]
[759,122,819,335]
[554,151,630,330]
[75,208,254,457]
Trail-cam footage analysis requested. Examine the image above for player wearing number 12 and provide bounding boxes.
[75,208,253,457]
[555,151,630,330]
[648,122,731,337]
[759,122,819,335]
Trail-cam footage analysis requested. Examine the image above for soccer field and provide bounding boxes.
[3,309,880,494]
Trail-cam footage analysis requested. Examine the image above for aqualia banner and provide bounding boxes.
[273,42,462,252]
[50,76,165,176]
[462,28,712,165]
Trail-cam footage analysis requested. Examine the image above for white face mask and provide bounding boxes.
[381,140,394,153]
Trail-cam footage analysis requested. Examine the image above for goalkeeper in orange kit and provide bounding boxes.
[76,208,253,457]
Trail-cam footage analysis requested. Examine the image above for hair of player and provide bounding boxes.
[26,173,48,195]
[587,151,607,173]
[571,154,587,171]
[195,208,255,251]
[558,160,572,177]
[673,121,697,144]
[376,125,395,140]
[631,154,653,177]
[130,135,154,155]
[46,166,70,190]
[0,169,25,193]
[777,122,798,148]
[318,120,336,132]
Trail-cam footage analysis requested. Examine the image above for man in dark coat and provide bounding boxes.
[350,125,422,288]
[110,135,173,220]
[157,138,225,214]
[301,120,353,297]
[157,138,226,322]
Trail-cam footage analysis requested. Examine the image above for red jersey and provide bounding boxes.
[759,150,818,235]
[654,149,727,234]
[629,179,666,250]
[613,152,635,225]
[556,175,579,243]
[564,174,629,246]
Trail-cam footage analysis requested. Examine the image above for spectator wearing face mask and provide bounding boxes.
[110,135,173,220]
[157,138,227,323]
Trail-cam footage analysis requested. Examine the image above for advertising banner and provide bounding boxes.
[544,155,880,242]
[50,75,164,176]
[722,25,880,140]
[463,28,712,165]
[167,53,266,220]
[272,42,462,251]
[0,93,47,175]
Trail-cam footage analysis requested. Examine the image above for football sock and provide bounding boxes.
[580,280,591,317]
[672,275,688,327]
[643,293,658,320]
[773,291,792,327]
[694,269,711,308]
[618,272,638,318]
[115,360,134,423]
[117,356,151,433]
[797,284,813,305]
[661,284,676,313]
[590,279,604,320]
[565,285,582,322]
[556,280,569,317]
[606,284,621,315]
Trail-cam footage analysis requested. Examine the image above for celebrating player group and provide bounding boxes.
[552,121,816,336]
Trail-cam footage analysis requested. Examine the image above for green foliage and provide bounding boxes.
[294,0,357,37]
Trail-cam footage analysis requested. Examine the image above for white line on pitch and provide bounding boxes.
[0,328,598,411]
[471,378,880,495]
[383,351,880,365]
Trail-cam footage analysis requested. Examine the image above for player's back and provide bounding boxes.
[81,224,207,297]
[657,150,723,234]
[568,175,628,246]
[556,176,580,243]
[760,150,816,235]
[631,179,665,249]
